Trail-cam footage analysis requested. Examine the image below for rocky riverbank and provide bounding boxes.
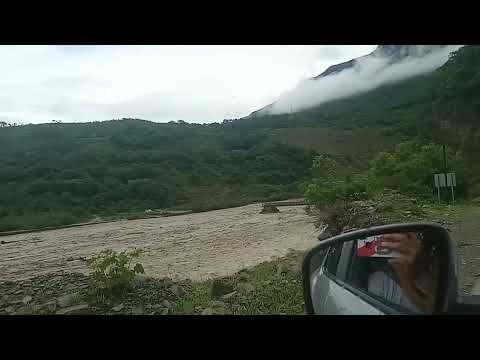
[0,250,305,315]
[0,272,192,315]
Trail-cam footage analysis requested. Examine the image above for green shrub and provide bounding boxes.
[86,248,145,300]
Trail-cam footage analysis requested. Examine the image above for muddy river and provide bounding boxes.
[0,204,319,282]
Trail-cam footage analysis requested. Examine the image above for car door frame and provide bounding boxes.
[321,241,409,315]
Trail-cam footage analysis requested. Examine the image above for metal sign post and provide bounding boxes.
[446,172,456,205]
[434,174,441,203]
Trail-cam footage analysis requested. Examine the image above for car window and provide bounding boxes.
[337,233,435,315]
[324,244,343,275]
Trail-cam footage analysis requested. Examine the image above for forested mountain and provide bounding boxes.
[1,45,479,232]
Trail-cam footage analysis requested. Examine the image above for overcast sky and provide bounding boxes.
[0,45,378,124]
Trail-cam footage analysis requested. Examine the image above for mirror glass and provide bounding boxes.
[309,231,441,314]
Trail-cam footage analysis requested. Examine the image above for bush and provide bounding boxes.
[301,155,369,208]
[86,248,145,299]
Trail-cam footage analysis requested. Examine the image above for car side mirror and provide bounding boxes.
[302,223,459,315]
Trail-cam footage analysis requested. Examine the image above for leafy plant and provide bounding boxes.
[86,248,145,299]
[301,155,368,208]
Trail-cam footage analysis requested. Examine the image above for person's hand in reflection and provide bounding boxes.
[378,233,439,314]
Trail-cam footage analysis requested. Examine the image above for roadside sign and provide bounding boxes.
[446,172,456,187]
[438,173,446,187]
[434,172,456,204]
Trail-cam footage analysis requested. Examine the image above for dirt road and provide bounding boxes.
[0,204,319,282]
[449,205,480,294]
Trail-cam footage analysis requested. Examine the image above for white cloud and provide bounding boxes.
[271,45,464,114]
[0,45,377,124]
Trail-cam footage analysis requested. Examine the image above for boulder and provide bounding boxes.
[22,295,32,305]
[260,205,280,214]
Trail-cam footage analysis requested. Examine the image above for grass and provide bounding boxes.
[171,251,305,315]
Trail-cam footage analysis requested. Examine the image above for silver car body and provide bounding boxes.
[310,242,385,315]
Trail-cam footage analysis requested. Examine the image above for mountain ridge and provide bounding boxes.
[247,45,449,118]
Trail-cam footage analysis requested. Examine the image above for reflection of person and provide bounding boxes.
[367,232,439,314]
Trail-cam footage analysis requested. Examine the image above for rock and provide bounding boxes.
[5,306,15,314]
[220,291,237,301]
[209,280,234,299]
[161,308,169,315]
[162,299,172,308]
[211,300,227,308]
[276,264,287,276]
[237,282,255,294]
[40,301,57,313]
[66,257,74,262]
[56,292,81,308]
[14,290,23,295]
[209,301,232,315]
[201,307,213,315]
[260,205,280,214]
[170,284,186,297]
[55,304,90,315]
[22,295,32,305]
[112,304,124,312]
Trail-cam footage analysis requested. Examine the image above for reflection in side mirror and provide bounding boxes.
[302,223,457,315]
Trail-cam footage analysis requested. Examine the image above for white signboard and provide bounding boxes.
[434,173,447,187]
[446,172,456,187]
[434,172,456,204]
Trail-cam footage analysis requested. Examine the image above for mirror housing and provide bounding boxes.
[302,223,458,315]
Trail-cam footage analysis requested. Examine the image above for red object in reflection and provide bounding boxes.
[357,239,379,257]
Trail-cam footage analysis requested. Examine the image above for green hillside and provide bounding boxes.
[1,45,480,232]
